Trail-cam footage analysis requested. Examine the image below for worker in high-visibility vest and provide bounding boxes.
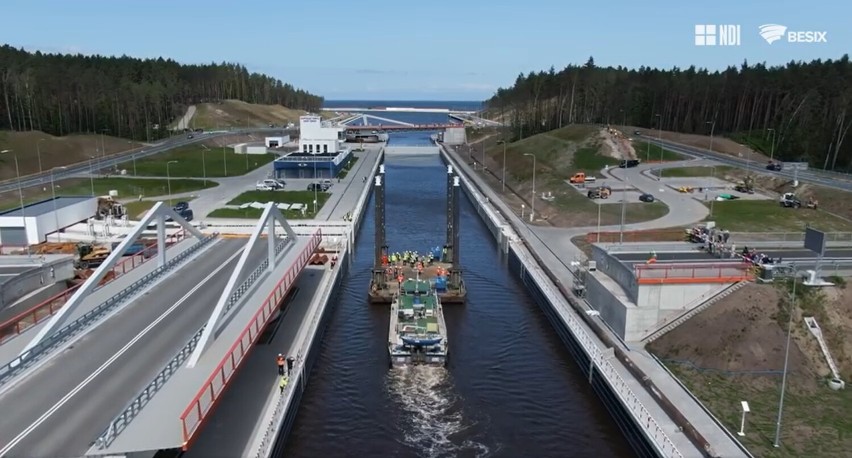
[279,375,289,394]
[646,250,657,264]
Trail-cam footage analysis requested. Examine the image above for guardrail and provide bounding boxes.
[0,230,188,344]
[92,235,293,449]
[0,233,218,386]
[440,146,686,457]
[634,262,754,285]
[179,230,321,449]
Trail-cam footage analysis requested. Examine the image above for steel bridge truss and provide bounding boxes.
[340,113,415,127]
[187,203,297,367]
[19,202,205,358]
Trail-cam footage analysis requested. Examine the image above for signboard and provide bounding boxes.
[804,227,826,256]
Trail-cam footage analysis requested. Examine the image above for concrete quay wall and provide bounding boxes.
[439,147,688,457]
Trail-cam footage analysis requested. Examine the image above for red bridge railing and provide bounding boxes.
[179,229,322,449]
[0,228,189,344]
[346,123,460,131]
[634,262,754,285]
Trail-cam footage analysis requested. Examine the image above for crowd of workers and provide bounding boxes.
[689,225,781,265]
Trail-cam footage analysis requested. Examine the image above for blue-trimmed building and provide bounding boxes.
[273,149,353,179]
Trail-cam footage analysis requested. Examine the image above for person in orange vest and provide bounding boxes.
[276,354,285,376]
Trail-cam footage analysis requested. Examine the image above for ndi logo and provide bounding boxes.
[759,24,828,44]
[695,24,741,46]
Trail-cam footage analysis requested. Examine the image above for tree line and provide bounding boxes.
[486,56,852,171]
[0,45,323,141]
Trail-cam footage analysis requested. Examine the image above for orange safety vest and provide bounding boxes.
[277,356,285,366]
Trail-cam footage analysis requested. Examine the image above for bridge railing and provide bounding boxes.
[0,228,188,345]
[179,230,321,449]
[634,262,754,285]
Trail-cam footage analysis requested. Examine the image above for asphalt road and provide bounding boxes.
[0,239,269,457]
[0,128,292,194]
[646,136,852,192]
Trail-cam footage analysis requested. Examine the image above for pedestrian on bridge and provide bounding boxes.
[277,354,285,376]
[287,355,295,376]
[280,375,289,394]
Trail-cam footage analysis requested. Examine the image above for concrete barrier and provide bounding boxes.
[0,257,75,310]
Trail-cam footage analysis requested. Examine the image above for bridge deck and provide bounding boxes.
[0,235,202,371]
[91,236,316,455]
[0,238,243,457]
[183,265,328,458]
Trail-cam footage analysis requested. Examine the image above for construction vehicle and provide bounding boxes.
[734,175,755,194]
[779,192,802,208]
[96,196,126,219]
[75,244,112,269]
[587,186,612,199]
[677,186,695,193]
[570,172,596,184]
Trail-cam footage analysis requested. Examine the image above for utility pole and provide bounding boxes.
[768,128,776,161]
[774,270,797,448]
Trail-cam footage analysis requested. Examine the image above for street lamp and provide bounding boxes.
[708,166,717,217]
[497,139,507,193]
[88,156,96,196]
[222,144,228,176]
[166,160,178,206]
[768,128,776,161]
[619,173,628,244]
[100,129,109,160]
[50,166,68,242]
[1,150,31,260]
[656,114,663,180]
[706,120,716,154]
[774,269,798,448]
[523,153,536,222]
[36,138,46,173]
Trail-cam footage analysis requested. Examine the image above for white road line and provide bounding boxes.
[0,246,245,456]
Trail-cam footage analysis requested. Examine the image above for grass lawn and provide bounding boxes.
[208,190,331,219]
[123,145,276,177]
[572,146,620,173]
[338,155,359,179]
[668,366,852,457]
[705,200,852,232]
[633,140,687,162]
[656,165,734,177]
[550,185,669,226]
[0,177,215,211]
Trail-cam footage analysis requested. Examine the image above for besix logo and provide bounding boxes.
[759,24,828,44]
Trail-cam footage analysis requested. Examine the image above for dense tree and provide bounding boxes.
[0,45,323,141]
[487,56,852,171]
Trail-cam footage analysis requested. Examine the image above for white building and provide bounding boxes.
[299,115,344,154]
[0,196,98,245]
[265,136,290,148]
[246,145,267,155]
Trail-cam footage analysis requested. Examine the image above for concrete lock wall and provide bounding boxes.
[0,256,75,309]
[442,127,466,145]
[585,273,628,337]
[591,245,639,302]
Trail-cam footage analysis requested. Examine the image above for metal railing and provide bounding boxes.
[441,147,684,457]
[634,262,754,285]
[224,237,293,314]
[0,233,218,386]
[0,230,189,345]
[178,230,321,449]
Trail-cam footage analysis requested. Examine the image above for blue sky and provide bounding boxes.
[2,0,849,101]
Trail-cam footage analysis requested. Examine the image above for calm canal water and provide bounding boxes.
[280,144,634,457]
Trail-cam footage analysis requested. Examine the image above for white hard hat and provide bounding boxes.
[278,353,282,356]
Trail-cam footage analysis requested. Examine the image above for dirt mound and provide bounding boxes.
[193,100,306,129]
[599,127,636,160]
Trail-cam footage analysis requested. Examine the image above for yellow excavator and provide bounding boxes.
[735,175,755,194]
[75,244,112,269]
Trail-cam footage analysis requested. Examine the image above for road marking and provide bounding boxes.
[0,245,245,456]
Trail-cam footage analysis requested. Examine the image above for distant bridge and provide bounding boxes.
[344,123,461,131]
[323,107,477,114]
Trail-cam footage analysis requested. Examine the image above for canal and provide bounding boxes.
[281,141,634,457]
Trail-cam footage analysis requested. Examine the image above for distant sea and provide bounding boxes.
[323,100,484,112]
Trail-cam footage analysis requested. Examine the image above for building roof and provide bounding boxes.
[0,196,94,218]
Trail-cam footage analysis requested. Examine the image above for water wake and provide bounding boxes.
[386,366,493,458]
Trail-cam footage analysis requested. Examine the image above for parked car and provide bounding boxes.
[261,179,284,189]
[639,193,655,203]
[256,182,274,191]
[173,201,189,213]
[619,159,641,168]
[307,182,330,192]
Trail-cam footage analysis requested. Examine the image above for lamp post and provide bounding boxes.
[312,158,318,215]
[738,401,750,437]
[620,109,626,131]
[89,156,96,196]
[706,120,716,155]
[709,166,716,217]
[1,150,30,259]
[619,173,628,244]
[768,128,776,161]
[656,114,663,180]
[36,138,46,173]
[222,145,228,176]
[166,160,178,206]
[523,153,536,222]
[132,153,137,176]
[497,139,507,192]
[100,129,109,160]
[774,269,798,448]
[50,166,68,242]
